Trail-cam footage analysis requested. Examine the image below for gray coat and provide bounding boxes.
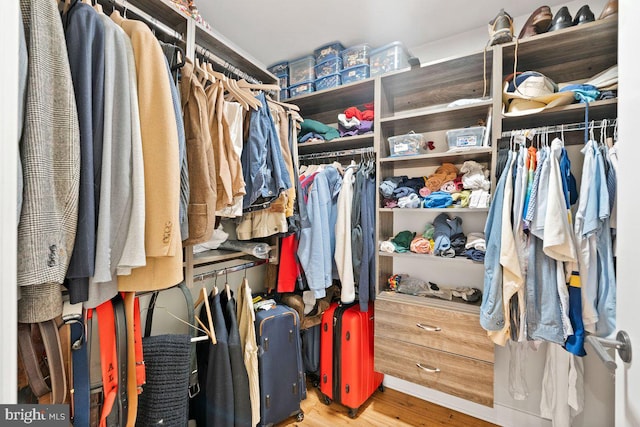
[17,0,80,323]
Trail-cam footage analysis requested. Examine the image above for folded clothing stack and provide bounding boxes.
[298,118,340,143]
[387,274,482,304]
[338,103,374,137]
[380,161,491,209]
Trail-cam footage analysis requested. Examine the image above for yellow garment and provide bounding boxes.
[113,14,183,291]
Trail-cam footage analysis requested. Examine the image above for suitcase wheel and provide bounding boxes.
[296,411,304,422]
[321,394,332,406]
[348,407,358,419]
[378,384,385,392]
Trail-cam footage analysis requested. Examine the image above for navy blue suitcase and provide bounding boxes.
[301,324,321,387]
[255,305,305,426]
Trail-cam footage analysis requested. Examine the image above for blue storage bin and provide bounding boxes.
[268,61,289,75]
[340,64,370,85]
[315,57,342,79]
[341,44,371,68]
[289,55,315,86]
[370,41,411,77]
[315,73,341,91]
[280,88,290,100]
[289,81,315,98]
[314,41,345,63]
[277,74,289,89]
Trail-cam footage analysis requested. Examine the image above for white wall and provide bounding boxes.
[0,1,19,404]
[386,1,617,426]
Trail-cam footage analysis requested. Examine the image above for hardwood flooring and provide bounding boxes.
[276,381,498,427]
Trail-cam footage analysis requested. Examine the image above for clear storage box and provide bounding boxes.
[277,74,289,89]
[314,41,344,63]
[267,61,288,76]
[315,57,342,79]
[341,64,370,85]
[370,41,410,77]
[341,44,371,68]
[446,126,486,149]
[289,81,315,98]
[280,88,289,100]
[315,73,341,91]
[388,132,426,157]
[289,55,316,86]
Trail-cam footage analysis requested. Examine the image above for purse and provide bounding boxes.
[136,283,198,427]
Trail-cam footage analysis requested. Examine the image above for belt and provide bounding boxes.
[122,292,144,427]
[62,301,89,426]
[113,294,129,427]
[144,282,199,397]
[17,319,67,405]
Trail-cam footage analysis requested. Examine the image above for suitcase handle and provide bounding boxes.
[416,363,441,374]
[416,323,441,332]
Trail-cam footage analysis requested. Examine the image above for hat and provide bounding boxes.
[503,71,575,116]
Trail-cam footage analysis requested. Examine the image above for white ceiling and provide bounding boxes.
[197,0,575,68]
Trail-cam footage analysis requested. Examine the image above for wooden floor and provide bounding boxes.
[276,381,498,427]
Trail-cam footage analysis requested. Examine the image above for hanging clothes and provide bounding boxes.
[17,0,81,323]
[179,59,217,246]
[335,163,357,304]
[220,289,252,427]
[62,0,106,304]
[358,163,376,312]
[216,101,245,218]
[112,13,183,292]
[86,14,142,308]
[236,279,260,427]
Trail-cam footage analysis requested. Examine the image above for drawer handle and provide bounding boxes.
[416,363,441,373]
[416,323,441,332]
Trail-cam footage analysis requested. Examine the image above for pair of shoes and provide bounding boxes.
[518,5,553,39]
[488,9,514,46]
[549,2,614,33]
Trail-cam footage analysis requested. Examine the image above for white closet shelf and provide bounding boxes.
[377,291,481,315]
[378,251,484,266]
[185,249,248,267]
[380,99,492,125]
[379,147,492,168]
[379,207,489,213]
[298,134,374,154]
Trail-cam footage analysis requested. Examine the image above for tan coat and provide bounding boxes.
[180,61,217,245]
[112,13,183,291]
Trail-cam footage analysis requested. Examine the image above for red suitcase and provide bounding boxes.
[319,302,384,418]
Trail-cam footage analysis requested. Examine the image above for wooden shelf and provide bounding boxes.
[288,78,376,124]
[377,291,481,315]
[501,99,618,132]
[380,50,492,118]
[188,250,248,267]
[378,251,484,266]
[194,22,277,84]
[380,100,492,135]
[298,134,374,154]
[501,17,617,84]
[379,147,492,168]
[379,207,489,213]
[118,0,189,31]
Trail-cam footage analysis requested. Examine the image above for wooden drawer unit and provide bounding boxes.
[375,336,493,407]
[375,297,494,363]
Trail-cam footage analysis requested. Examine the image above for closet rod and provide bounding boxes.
[105,0,184,41]
[192,258,268,283]
[194,44,261,85]
[501,118,617,138]
[298,146,375,161]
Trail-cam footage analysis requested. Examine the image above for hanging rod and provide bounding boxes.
[195,45,261,85]
[501,118,617,138]
[298,146,375,161]
[104,0,184,41]
[192,259,268,283]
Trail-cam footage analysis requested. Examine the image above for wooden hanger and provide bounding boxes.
[265,94,300,112]
[62,0,72,14]
[193,286,217,345]
[194,57,211,85]
[93,1,103,13]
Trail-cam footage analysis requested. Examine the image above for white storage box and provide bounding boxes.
[388,132,425,156]
[446,126,486,149]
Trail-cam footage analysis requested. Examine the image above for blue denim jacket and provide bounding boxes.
[241,92,292,211]
[480,151,513,331]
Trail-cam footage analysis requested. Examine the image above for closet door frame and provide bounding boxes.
[0,0,20,404]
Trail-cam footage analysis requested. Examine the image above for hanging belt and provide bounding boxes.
[62,301,89,426]
[113,294,129,427]
[133,297,146,391]
[94,299,121,427]
[17,319,68,405]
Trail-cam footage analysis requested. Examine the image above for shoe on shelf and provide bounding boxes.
[488,8,514,46]
[518,5,553,39]
[598,0,618,20]
[573,5,595,25]
[548,6,574,32]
